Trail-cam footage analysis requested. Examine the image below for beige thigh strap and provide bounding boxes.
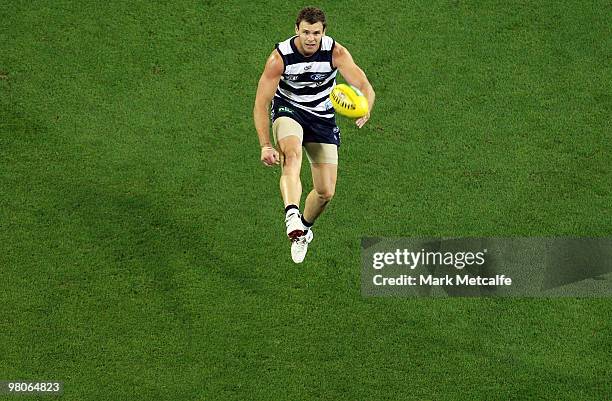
[304,142,338,165]
[273,117,303,144]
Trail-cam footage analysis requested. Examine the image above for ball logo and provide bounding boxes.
[330,84,369,118]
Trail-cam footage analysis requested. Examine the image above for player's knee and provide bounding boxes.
[317,187,335,202]
[282,148,301,166]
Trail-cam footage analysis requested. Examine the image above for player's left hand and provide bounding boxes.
[356,112,370,128]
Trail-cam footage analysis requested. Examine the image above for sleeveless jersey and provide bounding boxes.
[274,35,337,119]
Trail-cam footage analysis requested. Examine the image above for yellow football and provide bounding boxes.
[330,84,369,118]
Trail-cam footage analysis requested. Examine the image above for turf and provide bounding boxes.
[1,1,611,400]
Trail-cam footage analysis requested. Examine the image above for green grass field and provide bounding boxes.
[1,1,611,399]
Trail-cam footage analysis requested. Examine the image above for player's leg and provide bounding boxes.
[303,157,337,227]
[290,146,337,264]
[303,143,338,227]
[273,116,305,240]
[283,104,339,262]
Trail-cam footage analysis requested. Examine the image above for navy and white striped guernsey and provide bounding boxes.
[274,36,337,119]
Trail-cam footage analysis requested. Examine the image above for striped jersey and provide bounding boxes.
[274,35,337,119]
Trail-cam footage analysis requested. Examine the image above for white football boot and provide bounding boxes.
[285,211,304,241]
[291,229,314,263]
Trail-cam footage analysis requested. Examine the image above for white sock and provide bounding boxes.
[285,208,300,219]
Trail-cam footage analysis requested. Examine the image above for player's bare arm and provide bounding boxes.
[332,43,375,128]
[254,51,284,166]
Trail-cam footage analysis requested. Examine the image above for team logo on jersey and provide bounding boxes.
[310,73,328,81]
[304,64,312,71]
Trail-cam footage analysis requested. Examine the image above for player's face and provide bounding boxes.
[295,21,325,56]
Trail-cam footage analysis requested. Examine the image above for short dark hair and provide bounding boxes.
[295,7,327,30]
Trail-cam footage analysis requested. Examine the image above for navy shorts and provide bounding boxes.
[271,97,341,146]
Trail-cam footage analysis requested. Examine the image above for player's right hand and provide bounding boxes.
[261,146,280,167]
